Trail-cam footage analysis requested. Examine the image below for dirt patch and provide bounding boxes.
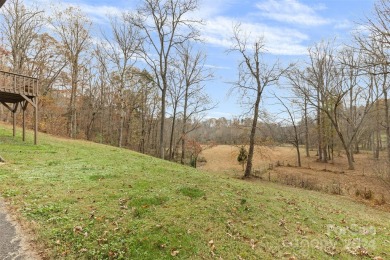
[199,145,390,211]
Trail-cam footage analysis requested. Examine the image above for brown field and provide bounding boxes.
[199,145,390,211]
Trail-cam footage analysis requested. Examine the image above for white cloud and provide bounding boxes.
[31,0,123,25]
[195,0,239,19]
[55,2,123,25]
[201,16,308,55]
[255,0,330,26]
[204,64,231,70]
[351,24,370,36]
[334,19,353,30]
[78,4,122,24]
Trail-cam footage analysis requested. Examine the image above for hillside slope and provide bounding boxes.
[0,124,389,259]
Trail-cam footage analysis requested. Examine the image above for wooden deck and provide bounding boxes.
[0,70,38,102]
[0,70,39,144]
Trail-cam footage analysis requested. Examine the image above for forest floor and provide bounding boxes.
[199,145,390,212]
[1,123,390,258]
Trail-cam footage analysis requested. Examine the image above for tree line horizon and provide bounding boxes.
[0,0,389,178]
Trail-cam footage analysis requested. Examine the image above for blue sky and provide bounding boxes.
[35,0,376,119]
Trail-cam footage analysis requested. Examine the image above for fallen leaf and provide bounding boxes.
[324,246,337,256]
[209,240,216,250]
[250,239,256,250]
[73,226,83,233]
[171,250,179,256]
[209,240,216,256]
[282,240,293,247]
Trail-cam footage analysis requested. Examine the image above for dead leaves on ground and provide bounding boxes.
[209,239,216,256]
[170,249,179,256]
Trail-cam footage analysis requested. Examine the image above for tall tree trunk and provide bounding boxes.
[293,123,301,167]
[69,63,78,138]
[244,91,261,178]
[160,87,166,159]
[322,145,328,163]
[146,99,157,155]
[382,69,390,164]
[139,92,146,153]
[169,102,178,160]
[118,85,126,148]
[336,129,355,170]
[373,81,380,159]
[317,90,322,160]
[126,110,133,148]
[86,112,96,140]
[304,96,310,157]
[296,144,301,167]
[181,85,189,165]
[321,109,328,163]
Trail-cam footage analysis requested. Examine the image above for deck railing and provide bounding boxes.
[0,70,38,96]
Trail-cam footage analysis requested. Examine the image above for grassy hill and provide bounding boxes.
[0,124,389,259]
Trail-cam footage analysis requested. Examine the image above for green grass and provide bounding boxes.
[0,124,390,259]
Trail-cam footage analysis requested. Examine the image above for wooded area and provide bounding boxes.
[0,0,389,176]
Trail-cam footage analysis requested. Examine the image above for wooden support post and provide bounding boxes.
[34,97,38,145]
[12,103,17,137]
[12,110,16,137]
[0,102,20,138]
[22,101,28,142]
[22,103,25,141]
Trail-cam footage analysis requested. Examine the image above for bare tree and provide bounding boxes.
[28,33,66,96]
[293,41,373,170]
[136,70,156,154]
[167,65,185,160]
[303,96,310,157]
[338,47,367,160]
[174,44,213,164]
[0,0,43,73]
[166,44,213,162]
[97,14,141,147]
[356,0,390,164]
[229,24,286,178]
[275,96,303,167]
[287,67,312,157]
[49,6,92,138]
[131,0,201,159]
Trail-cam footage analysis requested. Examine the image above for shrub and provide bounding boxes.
[237,146,248,171]
[197,156,207,163]
[363,189,373,200]
[374,193,386,205]
[355,188,373,200]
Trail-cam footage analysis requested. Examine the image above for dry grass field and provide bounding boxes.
[199,145,390,211]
